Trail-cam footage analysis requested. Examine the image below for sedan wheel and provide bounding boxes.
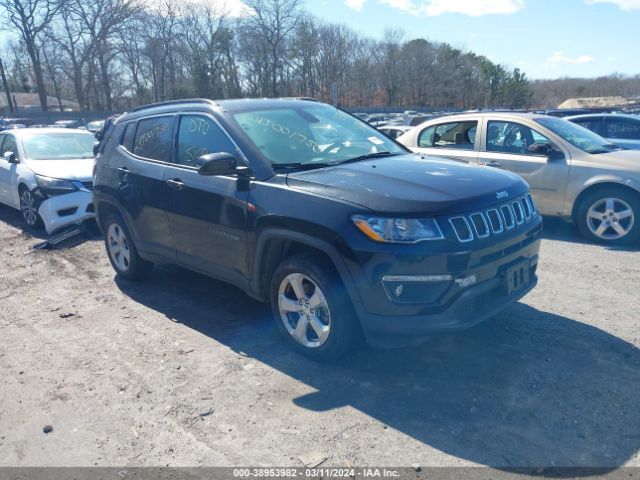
[20,189,41,228]
[107,223,131,272]
[277,273,331,348]
[585,197,634,241]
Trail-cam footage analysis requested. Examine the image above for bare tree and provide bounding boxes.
[0,0,59,110]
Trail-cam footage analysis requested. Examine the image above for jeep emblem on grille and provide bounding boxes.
[496,191,509,200]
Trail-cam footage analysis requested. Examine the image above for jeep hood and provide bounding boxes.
[286,154,528,215]
[25,158,95,182]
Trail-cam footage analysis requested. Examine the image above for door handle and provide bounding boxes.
[165,178,185,190]
[485,160,502,168]
[117,166,129,172]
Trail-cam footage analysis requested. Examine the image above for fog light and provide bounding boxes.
[382,274,453,304]
[394,284,404,297]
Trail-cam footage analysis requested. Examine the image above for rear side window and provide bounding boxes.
[421,121,477,150]
[133,116,174,161]
[120,122,137,151]
[605,118,640,140]
[572,117,602,135]
[175,115,237,167]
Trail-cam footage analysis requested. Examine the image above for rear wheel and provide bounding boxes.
[104,213,152,280]
[19,186,43,229]
[270,254,361,361]
[576,187,640,245]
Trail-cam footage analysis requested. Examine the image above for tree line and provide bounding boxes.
[1,0,636,113]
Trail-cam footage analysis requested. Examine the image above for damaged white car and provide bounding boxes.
[0,128,96,233]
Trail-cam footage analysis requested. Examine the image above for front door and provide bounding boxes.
[478,119,570,215]
[163,114,250,283]
[411,120,480,164]
[0,133,19,207]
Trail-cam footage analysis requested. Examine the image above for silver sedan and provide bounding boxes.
[399,112,640,245]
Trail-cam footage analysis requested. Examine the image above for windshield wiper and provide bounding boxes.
[272,162,333,170]
[334,151,401,165]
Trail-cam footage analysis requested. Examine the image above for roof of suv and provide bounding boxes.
[120,97,323,122]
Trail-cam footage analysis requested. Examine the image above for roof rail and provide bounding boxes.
[131,98,214,112]
[282,97,320,102]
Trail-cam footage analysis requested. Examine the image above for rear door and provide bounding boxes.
[115,116,176,259]
[411,119,480,163]
[162,113,250,283]
[478,119,570,214]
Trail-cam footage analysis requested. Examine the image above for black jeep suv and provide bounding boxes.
[93,98,542,360]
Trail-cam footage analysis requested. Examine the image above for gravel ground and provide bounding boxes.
[0,203,639,468]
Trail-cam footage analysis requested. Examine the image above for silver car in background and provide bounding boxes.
[399,112,640,245]
[566,113,640,150]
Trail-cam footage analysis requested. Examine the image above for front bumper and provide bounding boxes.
[37,191,95,234]
[347,217,542,348]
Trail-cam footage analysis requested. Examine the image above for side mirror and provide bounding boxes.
[95,131,103,141]
[93,142,100,156]
[547,146,565,161]
[3,151,17,164]
[197,152,249,177]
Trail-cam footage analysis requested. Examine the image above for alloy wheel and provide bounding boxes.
[107,223,131,272]
[20,190,38,226]
[586,197,635,241]
[277,273,331,348]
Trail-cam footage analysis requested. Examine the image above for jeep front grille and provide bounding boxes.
[448,194,537,243]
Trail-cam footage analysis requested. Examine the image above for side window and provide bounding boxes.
[120,122,136,151]
[431,121,477,150]
[573,118,602,134]
[605,118,640,140]
[133,116,174,161]
[418,126,435,147]
[487,121,551,155]
[175,115,237,167]
[1,134,18,157]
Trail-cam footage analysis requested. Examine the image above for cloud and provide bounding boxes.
[345,0,366,10]
[380,0,524,16]
[585,0,640,10]
[548,51,596,65]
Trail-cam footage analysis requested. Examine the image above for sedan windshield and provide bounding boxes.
[535,116,617,154]
[231,103,405,167]
[22,132,95,160]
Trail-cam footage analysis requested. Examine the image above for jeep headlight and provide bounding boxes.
[352,215,444,243]
[35,175,78,194]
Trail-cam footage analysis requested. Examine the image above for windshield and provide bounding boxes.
[22,132,95,160]
[535,116,616,154]
[231,103,405,167]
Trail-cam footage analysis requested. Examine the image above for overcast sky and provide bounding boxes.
[224,0,640,79]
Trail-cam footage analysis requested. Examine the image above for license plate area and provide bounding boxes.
[504,259,530,295]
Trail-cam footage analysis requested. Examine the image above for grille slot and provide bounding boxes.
[521,197,532,219]
[449,217,473,243]
[501,205,516,230]
[512,201,525,224]
[486,209,504,233]
[470,213,489,238]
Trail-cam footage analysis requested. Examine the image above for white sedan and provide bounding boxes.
[0,128,96,233]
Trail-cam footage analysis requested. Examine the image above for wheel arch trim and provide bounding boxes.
[252,228,364,310]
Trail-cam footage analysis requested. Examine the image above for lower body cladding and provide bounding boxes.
[37,190,95,234]
[348,220,543,348]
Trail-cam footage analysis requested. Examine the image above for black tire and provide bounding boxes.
[103,213,153,280]
[18,185,43,230]
[576,187,640,245]
[270,253,362,361]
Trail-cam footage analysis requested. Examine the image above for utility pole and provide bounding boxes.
[0,57,15,113]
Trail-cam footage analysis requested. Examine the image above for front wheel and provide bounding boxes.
[19,187,43,229]
[104,213,153,280]
[270,254,361,361]
[576,188,640,245]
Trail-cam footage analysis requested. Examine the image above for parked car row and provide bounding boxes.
[0,117,107,133]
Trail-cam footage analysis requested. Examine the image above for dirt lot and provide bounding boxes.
[1,203,639,468]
